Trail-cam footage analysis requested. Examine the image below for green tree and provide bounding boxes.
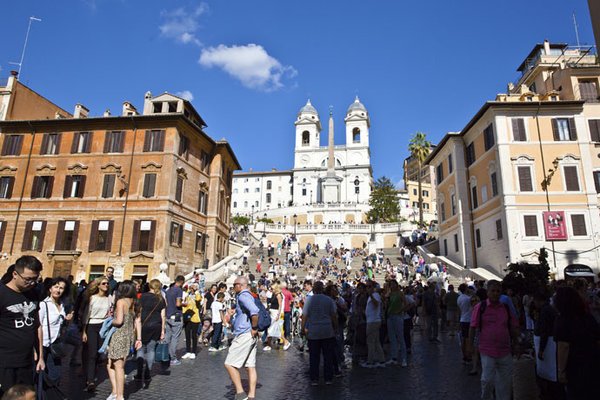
[231,215,251,226]
[367,176,400,223]
[408,132,432,227]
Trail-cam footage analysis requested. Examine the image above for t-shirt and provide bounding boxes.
[0,283,40,368]
[139,293,165,343]
[365,292,382,323]
[165,285,183,318]
[211,300,224,324]
[282,289,293,313]
[303,294,335,340]
[457,293,473,323]
[445,291,459,311]
[470,300,519,358]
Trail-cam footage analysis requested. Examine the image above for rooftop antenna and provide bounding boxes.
[573,12,581,47]
[9,16,42,79]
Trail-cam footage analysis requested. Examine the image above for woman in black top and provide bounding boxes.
[135,279,165,381]
[264,283,285,351]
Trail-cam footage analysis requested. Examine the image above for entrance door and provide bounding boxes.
[53,260,73,278]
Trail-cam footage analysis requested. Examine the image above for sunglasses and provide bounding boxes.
[100,282,109,286]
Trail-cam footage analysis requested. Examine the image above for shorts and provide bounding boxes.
[460,322,470,339]
[224,332,257,369]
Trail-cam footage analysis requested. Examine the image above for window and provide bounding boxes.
[101,175,115,198]
[440,202,446,221]
[594,171,600,193]
[352,127,360,143]
[201,151,210,172]
[71,132,92,153]
[244,201,248,207]
[552,118,577,141]
[491,172,498,197]
[471,185,478,209]
[589,120,600,142]
[255,188,260,192]
[448,154,453,173]
[563,166,580,191]
[233,188,238,194]
[255,201,259,207]
[518,166,533,192]
[422,190,429,197]
[481,185,488,203]
[413,188,417,196]
[423,203,430,210]
[571,214,587,236]
[578,79,598,102]
[168,102,177,113]
[496,219,503,240]
[436,164,444,184]
[453,234,458,252]
[22,221,46,251]
[178,134,189,159]
[55,220,79,251]
[132,220,155,252]
[475,229,481,248]
[142,173,157,198]
[1,135,23,156]
[466,143,476,166]
[143,130,165,152]
[244,188,249,193]
[233,201,237,208]
[175,176,184,202]
[103,131,125,153]
[266,193,271,203]
[152,102,162,113]
[451,194,456,216]
[63,175,86,198]
[31,176,54,199]
[302,131,310,146]
[443,239,448,256]
[512,118,527,141]
[0,177,15,199]
[40,133,61,155]
[483,124,495,151]
[302,188,307,196]
[195,231,206,253]
[524,215,539,237]
[355,186,360,194]
[266,180,272,190]
[170,222,183,247]
[89,220,113,252]
[198,191,207,214]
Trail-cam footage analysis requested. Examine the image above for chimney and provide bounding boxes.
[104,109,112,117]
[122,101,138,116]
[73,103,89,118]
[9,70,18,79]
[143,91,153,115]
[543,39,551,55]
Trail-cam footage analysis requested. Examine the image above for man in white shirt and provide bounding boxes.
[362,282,385,368]
[457,283,473,362]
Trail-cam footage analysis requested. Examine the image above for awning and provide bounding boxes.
[564,264,595,278]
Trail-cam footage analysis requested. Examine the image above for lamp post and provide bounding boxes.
[310,190,313,205]
[293,213,297,240]
[540,157,560,274]
[251,204,254,224]
[262,213,267,238]
[354,178,360,204]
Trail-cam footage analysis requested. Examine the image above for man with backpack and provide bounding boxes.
[468,280,519,400]
[225,277,267,400]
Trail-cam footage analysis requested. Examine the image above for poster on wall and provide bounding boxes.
[543,211,567,241]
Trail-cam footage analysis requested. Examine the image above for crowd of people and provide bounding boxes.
[1,242,600,400]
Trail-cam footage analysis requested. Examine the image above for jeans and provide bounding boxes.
[308,337,336,382]
[425,314,439,340]
[136,340,157,376]
[387,315,406,362]
[83,323,103,383]
[283,312,292,339]
[42,347,61,385]
[211,322,223,348]
[165,319,183,360]
[366,322,385,363]
[184,321,199,353]
[480,353,513,400]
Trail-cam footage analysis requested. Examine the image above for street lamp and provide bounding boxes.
[262,213,267,237]
[251,204,254,224]
[293,213,297,240]
[354,178,360,204]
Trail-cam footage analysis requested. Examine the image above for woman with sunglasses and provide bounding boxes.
[38,277,74,386]
[81,276,112,392]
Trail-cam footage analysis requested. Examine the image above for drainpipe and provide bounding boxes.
[9,121,36,255]
[463,145,477,269]
[117,118,137,256]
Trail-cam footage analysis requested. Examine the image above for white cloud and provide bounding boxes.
[176,90,194,101]
[199,44,297,91]
[159,4,208,46]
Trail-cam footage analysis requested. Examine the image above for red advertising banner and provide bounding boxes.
[543,211,567,241]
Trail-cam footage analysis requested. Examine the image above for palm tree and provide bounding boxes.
[408,132,432,227]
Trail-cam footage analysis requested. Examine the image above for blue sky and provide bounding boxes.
[0,1,596,187]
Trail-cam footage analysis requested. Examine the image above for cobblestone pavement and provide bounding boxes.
[60,326,481,400]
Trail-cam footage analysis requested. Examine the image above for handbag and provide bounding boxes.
[43,302,66,359]
[155,341,170,362]
[36,370,68,400]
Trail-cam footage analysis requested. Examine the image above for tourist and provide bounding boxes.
[422,283,440,342]
[302,281,337,385]
[105,266,117,295]
[445,285,459,336]
[106,280,142,400]
[281,282,294,347]
[39,277,73,386]
[457,283,473,365]
[136,279,166,382]
[209,292,227,351]
[264,283,288,351]
[182,283,201,360]
[224,277,259,400]
[0,256,44,397]
[81,275,112,392]
[165,275,185,366]
[361,281,385,368]
[385,280,407,366]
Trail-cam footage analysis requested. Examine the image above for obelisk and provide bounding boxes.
[322,107,342,203]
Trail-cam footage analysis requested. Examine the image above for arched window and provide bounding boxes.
[302,131,310,146]
[266,193,272,203]
[266,180,272,190]
[352,127,361,143]
[233,201,237,208]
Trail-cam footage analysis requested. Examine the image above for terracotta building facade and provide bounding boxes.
[0,90,240,283]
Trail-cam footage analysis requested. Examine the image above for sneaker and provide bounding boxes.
[360,362,375,369]
[386,358,398,366]
[106,394,117,400]
[234,393,249,400]
[170,359,181,366]
[376,362,387,368]
[401,360,408,367]
[263,346,272,351]
[188,353,196,360]
[208,347,219,352]
[283,342,291,351]
[218,346,228,351]
[181,353,190,359]
[310,381,319,386]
